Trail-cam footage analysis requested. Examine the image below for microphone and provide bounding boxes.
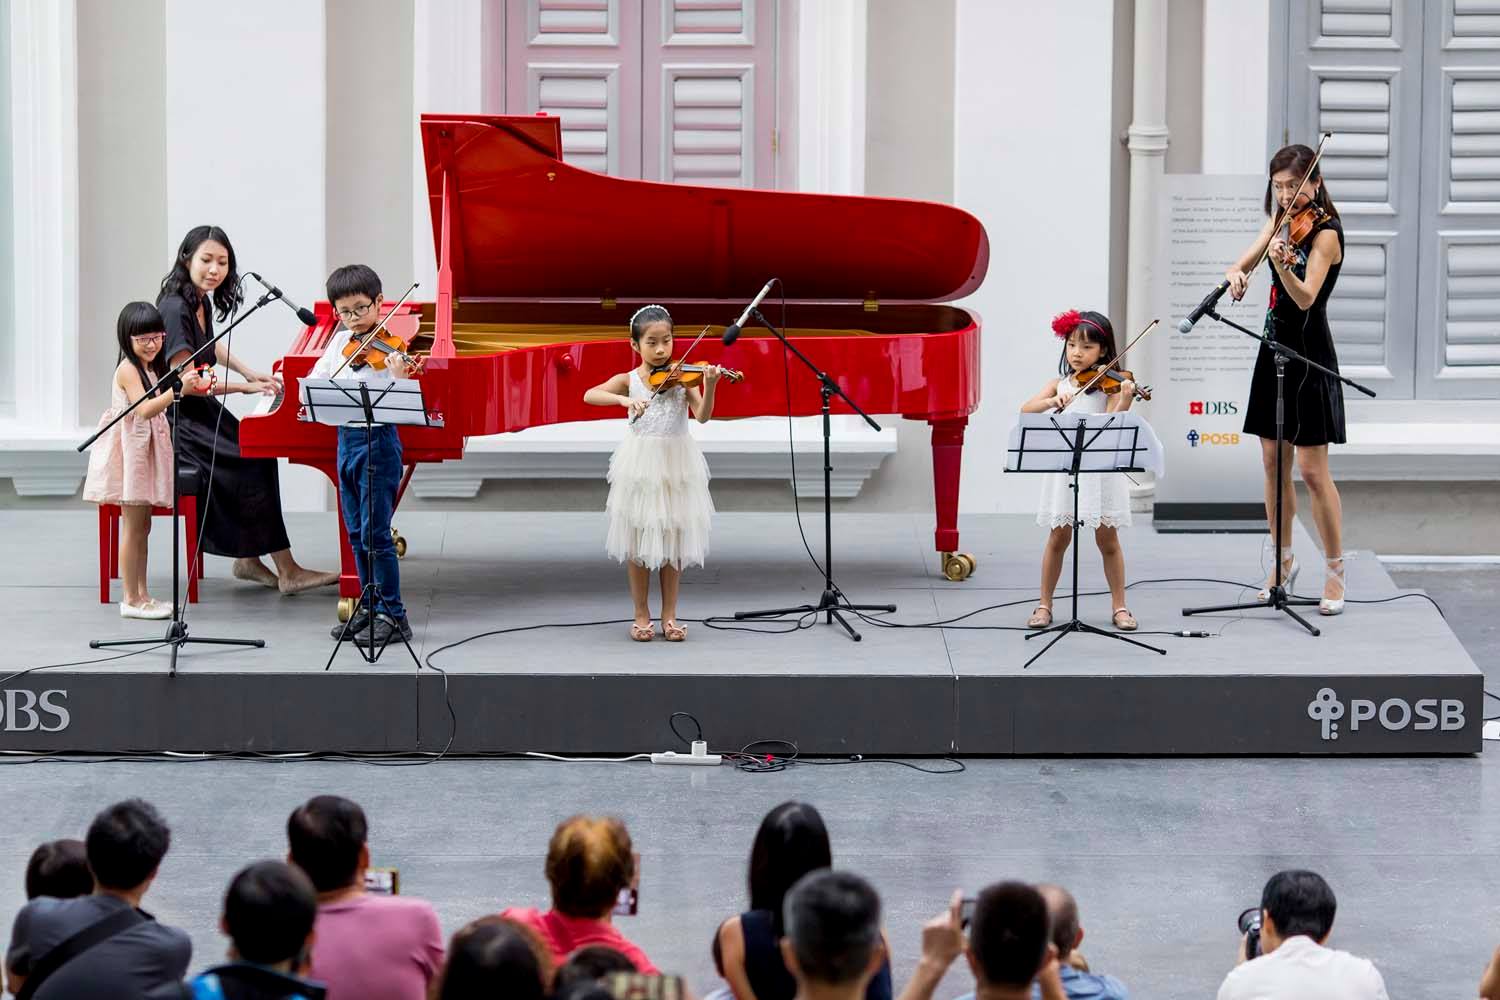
[248,272,318,327]
[721,279,777,345]
[1177,280,1230,334]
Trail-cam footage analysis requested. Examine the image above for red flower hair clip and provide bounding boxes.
[1051,310,1082,339]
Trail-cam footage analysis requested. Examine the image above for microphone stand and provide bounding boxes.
[81,292,278,674]
[1181,306,1374,634]
[733,307,896,641]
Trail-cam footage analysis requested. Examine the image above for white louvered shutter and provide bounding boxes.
[1415,0,1500,394]
[503,0,642,177]
[642,0,781,188]
[1283,0,1421,397]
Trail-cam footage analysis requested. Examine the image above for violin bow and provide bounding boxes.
[629,323,713,425]
[327,281,421,380]
[1055,319,1159,412]
[1253,131,1332,273]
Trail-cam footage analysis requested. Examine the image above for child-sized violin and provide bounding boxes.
[331,282,423,377]
[1070,364,1151,401]
[647,362,744,390]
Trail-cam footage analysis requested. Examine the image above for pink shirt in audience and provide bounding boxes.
[502,907,660,974]
[310,893,446,1000]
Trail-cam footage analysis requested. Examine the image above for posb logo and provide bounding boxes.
[1189,400,1238,416]
[1307,687,1464,741]
[0,689,70,732]
[1186,429,1240,447]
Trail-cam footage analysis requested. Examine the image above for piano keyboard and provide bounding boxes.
[252,385,285,416]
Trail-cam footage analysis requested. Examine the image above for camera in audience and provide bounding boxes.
[1237,906,1262,959]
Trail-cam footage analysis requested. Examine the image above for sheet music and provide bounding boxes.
[299,378,439,427]
[1005,412,1165,477]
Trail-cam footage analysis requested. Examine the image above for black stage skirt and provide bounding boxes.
[169,396,291,558]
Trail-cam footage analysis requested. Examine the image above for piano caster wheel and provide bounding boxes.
[337,598,355,623]
[942,552,976,582]
[392,528,407,559]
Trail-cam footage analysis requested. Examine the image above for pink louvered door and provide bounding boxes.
[499,0,781,188]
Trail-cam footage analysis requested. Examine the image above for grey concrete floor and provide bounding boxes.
[0,565,1494,1000]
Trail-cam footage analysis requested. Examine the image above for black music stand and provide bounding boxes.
[1007,411,1166,669]
[733,308,896,641]
[83,294,279,675]
[301,376,440,669]
[1181,307,1374,634]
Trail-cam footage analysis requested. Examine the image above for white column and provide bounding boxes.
[796,0,866,195]
[165,0,328,510]
[8,0,80,440]
[1202,0,1270,174]
[952,0,1113,513]
[412,0,484,293]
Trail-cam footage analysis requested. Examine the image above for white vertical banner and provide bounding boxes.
[1152,174,1266,526]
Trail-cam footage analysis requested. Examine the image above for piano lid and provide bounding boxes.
[420,114,989,305]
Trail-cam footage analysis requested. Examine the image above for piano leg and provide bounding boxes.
[929,416,976,582]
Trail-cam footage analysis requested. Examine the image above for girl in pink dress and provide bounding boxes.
[83,302,198,619]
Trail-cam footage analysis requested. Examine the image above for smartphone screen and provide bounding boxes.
[604,973,685,1000]
[959,897,976,928]
[364,867,400,895]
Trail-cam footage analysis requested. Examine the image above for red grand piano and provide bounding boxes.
[242,114,988,611]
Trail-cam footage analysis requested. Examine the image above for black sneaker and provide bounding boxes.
[354,613,413,649]
[330,610,372,640]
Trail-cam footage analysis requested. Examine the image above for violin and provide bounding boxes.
[341,328,424,374]
[1070,364,1152,401]
[1273,200,1332,268]
[647,362,744,390]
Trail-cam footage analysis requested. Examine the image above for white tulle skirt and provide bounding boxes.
[606,431,714,570]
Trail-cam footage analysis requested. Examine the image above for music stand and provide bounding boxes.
[1006,410,1167,669]
[300,377,440,670]
[731,307,896,642]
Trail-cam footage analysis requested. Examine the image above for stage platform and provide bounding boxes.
[0,510,1482,756]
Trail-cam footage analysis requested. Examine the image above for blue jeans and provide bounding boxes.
[337,424,405,620]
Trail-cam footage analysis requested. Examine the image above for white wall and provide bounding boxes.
[164,0,328,510]
[952,0,1115,513]
[1201,0,1270,174]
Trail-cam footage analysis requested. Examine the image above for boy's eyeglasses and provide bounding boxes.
[336,302,376,321]
[130,333,166,343]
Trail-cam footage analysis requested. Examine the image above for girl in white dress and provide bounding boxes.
[1020,309,1140,632]
[585,306,721,642]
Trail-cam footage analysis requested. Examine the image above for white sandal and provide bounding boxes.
[1319,556,1345,616]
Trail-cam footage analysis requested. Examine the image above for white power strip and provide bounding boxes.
[651,740,722,766]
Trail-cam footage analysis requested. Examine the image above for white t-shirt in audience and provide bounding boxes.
[1216,934,1388,1000]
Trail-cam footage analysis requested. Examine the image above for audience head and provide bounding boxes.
[25,839,93,900]
[966,881,1052,991]
[545,815,635,920]
[555,946,636,993]
[86,798,171,893]
[1035,884,1082,960]
[1259,870,1336,950]
[221,861,317,970]
[750,801,833,932]
[287,795,369,893]
[780,870,884,991]
[436,916,549,1000]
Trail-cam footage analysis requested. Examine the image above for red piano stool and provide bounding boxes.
[98,496,202,604]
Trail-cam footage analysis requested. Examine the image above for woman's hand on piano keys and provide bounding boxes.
[243,374,280,396]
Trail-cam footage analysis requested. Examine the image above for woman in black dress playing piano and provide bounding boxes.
[1222,144,1346,615]
[158,225,337,594]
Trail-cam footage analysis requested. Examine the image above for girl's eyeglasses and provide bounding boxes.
[131,333,166,344]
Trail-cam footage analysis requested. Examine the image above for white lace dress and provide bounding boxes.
[605,369,714,569]
[1035,381,1133,530]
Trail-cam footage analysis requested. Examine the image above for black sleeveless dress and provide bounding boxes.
[159,290,292,558]
[739,910,892,1000]
[1241,215,1347,446]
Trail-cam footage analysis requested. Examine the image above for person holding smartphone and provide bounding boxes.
[502,815,658,974]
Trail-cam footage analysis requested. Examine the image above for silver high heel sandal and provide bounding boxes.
[1320,556,1346,616]
[1257,548,1298,603]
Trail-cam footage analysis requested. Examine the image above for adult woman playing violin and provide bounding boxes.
[1222,143,1347,615]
